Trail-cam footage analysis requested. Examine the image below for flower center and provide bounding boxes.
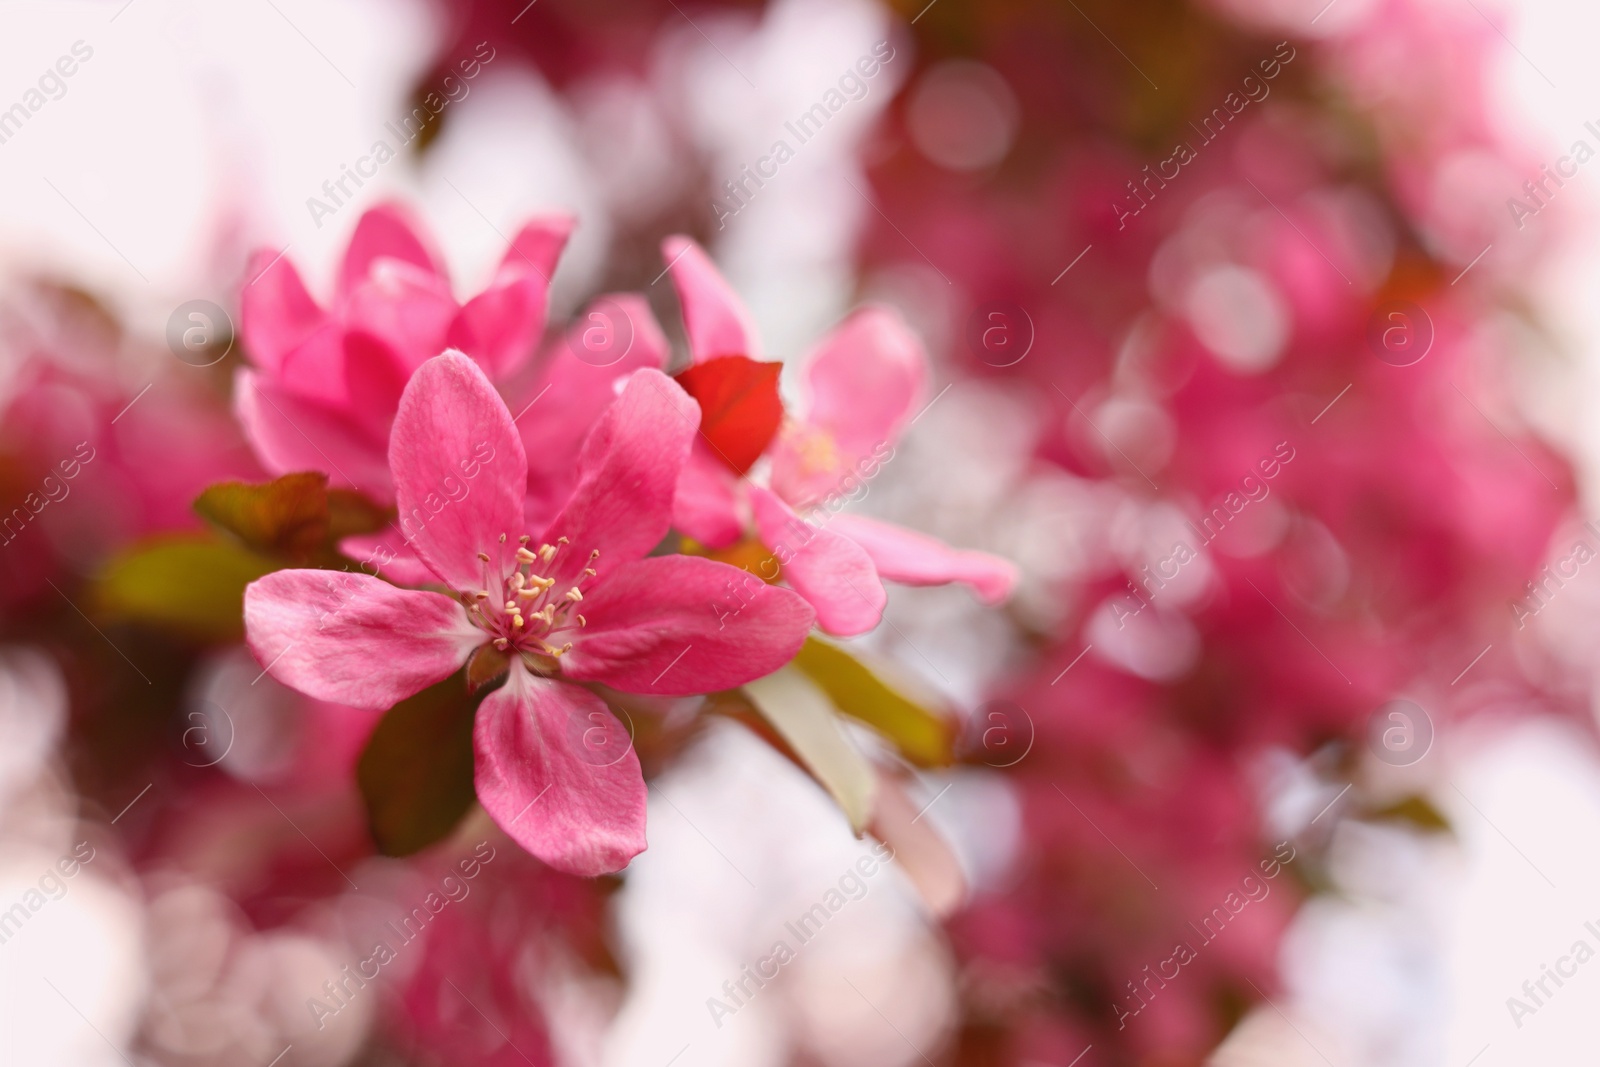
[459,535,599,660]
[789,423,842,477]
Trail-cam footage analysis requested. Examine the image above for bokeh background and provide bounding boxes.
[4,0,1600,1064]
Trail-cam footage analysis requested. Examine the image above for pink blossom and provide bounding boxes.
[662,237,1018,635]
[244,351,814,875]
[235,203,571,501]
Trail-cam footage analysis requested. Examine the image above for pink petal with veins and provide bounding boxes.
[244,569,480,710]
[563,554,814,695]
[473,665,647,876]
[389,351,529,592]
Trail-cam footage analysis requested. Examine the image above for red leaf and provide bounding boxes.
[674,355,784,475]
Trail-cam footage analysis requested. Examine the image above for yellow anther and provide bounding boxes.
[516,547,538,564]
[582,568,597,578]
[537,543,556,563]
[477,551,491,562]
[493,637,509,650]
[475,590,490,600]
[576,614,586,627]
[512,615,524,629]
[520,535,531,545]
[565,588,583,602]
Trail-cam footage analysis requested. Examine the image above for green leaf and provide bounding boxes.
[1365,793,1453,834]
[357,671,484,857]
[743,667,876,832]
[94,535,277,642]
[194,473,389,565]
[326,488,391,542]
[792,636,955,767]
[194,472,331,561]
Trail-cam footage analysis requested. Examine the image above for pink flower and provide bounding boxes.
[236,202,571,501]
[243,351,815,875]
[663,237,1018,635]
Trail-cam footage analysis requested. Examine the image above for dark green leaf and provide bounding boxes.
[326,488,392,542]
[357,671,484,856]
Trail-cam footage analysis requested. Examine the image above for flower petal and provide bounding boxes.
[673,444,744,548]
[801,306,926,453]
[499,215,574,284]
[338,203,446,299]
[519,294,669,521]
[769,310,924,508]
[829,513,1018,603]
[473,666,646,876]
[448,277,547,381]
[749,485,885,636]
[661,236,759,362]
[563,554,814,694]
[539,369,699,588]
[673,355,784,474]
[244,569,481,710]
[234,369,392,498]
[390,351,530,592]
[343,260,460,373]
[338,532,438,586]
[240,250,327,376]
[276,323,349,408]
[341,333,412,444]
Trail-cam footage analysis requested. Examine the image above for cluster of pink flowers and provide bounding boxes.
[834,0,1580,1063]
[237,204,1015,876]
[0,0,1576,1063]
